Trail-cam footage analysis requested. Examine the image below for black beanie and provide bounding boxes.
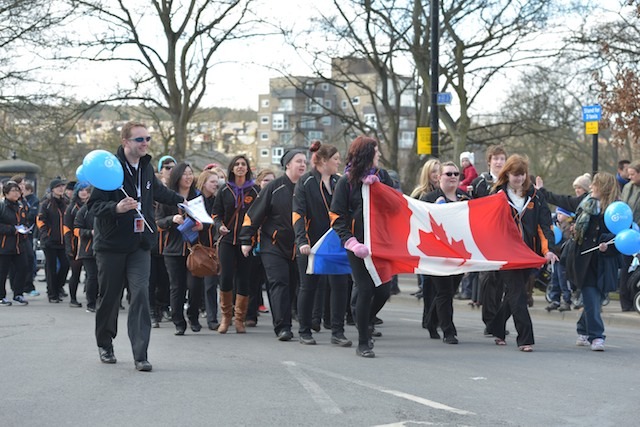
[280,148,306,168]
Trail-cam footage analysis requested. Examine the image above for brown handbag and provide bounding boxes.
[186,243,220,277]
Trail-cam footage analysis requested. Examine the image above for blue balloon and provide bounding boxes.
[604,201,633,235]
[82,150,123,191]
[632,222,640,232]
[75,164,87,183]
[553,225,562,245]
[614,229,640,256]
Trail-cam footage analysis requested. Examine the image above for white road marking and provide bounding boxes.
[290,362,475,416]
[374,421,435,426]
[283,361,343,414]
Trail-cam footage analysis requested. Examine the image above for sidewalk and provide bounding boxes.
[394,274,640,329]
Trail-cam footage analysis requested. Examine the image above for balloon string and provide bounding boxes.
[120,187,154,233]
[580,238,615,255]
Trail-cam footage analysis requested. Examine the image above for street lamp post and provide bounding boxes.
[430,0,439,158]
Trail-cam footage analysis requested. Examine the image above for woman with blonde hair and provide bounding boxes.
[411,159,441,199]
[550,172,621,351]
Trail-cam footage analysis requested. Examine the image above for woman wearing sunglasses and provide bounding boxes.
[421,161,470,344]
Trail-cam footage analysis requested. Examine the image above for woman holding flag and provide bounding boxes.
[422,161,470,344]
[330,136,394,358]
[489,155,558,352]
[293,141,352,347]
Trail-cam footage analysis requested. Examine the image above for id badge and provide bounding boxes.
[134,216,144,233]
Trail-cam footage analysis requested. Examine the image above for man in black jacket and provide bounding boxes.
[88,121,183,372]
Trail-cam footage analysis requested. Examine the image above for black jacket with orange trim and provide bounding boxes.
[73,203,95,260]
[293,169,338,249]
[239,174,296,260]
[213,182,260,246]
[156,188,199,257]
[330,169,394,246]
[37,194,68,249]
[0,199,29,255]
[197,194,218,247]
[495,183,554,256]
[64,200,83,258]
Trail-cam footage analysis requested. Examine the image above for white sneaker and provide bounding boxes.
[0,298,12,307]
[576,335,590,346]
[590,338,605,351]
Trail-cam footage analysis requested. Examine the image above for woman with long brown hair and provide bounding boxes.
[489,154,557,352]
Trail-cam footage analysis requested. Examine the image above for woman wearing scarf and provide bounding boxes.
[545,172,621,351]
[213,155,260,334]
[489,155,557,352]
[330,136,394,358]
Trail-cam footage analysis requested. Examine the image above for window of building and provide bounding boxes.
[272,113,288,130]
[278,98,293,111]
[341,100,348,109]
[398,131,415,149]
[279,133,293,144]
[272,147,284,164]
[307,131,323,141]
[261,99,269,108]
[351,96,360,105]
[364,114,377,127]
[324,99,332,109]
[320,116,332,126]
[260,132,269,141]
[260,149,269,157]
[299,116,315,129]
[260,116,269,124]
[306,97,323,114]
[321,83,329,91]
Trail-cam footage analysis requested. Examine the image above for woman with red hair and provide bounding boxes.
[330,136,395,358]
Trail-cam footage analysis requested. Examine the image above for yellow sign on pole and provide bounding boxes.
[417,127,431,155]
[585,121,598,135]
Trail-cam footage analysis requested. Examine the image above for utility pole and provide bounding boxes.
[430,0,440,158]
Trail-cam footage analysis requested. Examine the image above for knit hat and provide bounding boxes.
[556,207,575,218]
[280,148,306,168]
[49,178,66,190]
[157,155,177,172]
[572,173,591,192]
[65,181,77,191]
[460,151,474,165]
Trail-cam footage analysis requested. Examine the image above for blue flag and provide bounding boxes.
[307,229,352,275]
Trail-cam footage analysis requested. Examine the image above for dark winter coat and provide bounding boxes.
[293,169,339,249]
[37,194,68,249]
[0,199,30,255]
[212,182,260,246]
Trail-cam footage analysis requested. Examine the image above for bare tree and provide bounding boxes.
[63,0,265,159]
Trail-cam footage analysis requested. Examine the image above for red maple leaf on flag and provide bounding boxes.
[416,212,472,264]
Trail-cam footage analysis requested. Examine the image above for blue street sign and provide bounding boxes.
[437,92,452,105]
[582,105,602,122]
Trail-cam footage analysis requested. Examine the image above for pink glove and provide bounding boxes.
[362,175,380,185]
[344,237,370,258]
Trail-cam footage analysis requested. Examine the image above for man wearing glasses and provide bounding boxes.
[88,121,184,372]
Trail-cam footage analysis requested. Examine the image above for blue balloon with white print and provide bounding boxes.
[82,150,123,191]
[604,201,633,235]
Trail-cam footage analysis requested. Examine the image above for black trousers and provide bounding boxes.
[218,242,251,296]
[261,252,297,335]
[296,255,349,336]
[44,247,69,298]
[0,252,28,299]
[150,253,170,313]
[426,274,462,338]
[480,271,504,330]
[95,249,151,361]
[421,275,438,329]
[82,258,98,309]
[347,252,390,346]
[164,255,202,329]
[489,269,535,346]
[67,256,83,301]
[247,255,266,322]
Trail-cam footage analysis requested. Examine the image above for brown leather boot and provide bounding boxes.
[218,291,233,334]
[234,295,249,334]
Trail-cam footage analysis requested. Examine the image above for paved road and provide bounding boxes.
[1,273,638,426]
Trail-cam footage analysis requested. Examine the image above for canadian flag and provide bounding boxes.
[309,182,547,285]
[361,182,546,285]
